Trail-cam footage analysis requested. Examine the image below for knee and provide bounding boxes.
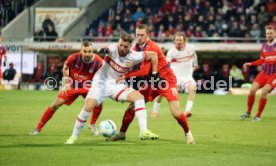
[136,93,144,100]
[128,103,135,111]
[261,91,269,98]
[171,109,181,118]
[83,104,94,112]
[50,103,62,111]
[249,89,257,95]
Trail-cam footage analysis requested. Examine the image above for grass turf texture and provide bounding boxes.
[0,90,276,166]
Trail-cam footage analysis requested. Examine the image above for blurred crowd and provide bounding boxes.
[0,0,36,27]
[85,0,276,42]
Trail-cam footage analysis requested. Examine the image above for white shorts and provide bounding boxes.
[86,80,134,105]
[177,77,196,93]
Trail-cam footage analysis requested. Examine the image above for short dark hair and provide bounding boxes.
[173,32,187,42]
[120,32,134,44]
[82,41,93,47]
[266,25,276,31]
[136,24,149,34]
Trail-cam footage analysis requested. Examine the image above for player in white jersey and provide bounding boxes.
[151,32,198,118]
[65,33,160,144]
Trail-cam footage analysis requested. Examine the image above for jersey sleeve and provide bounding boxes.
[64,54,75,67]
[166,49,173,62]
[107,44,117,58]
[124,61,151,78]
[130,50,145,65]
[250,44,265,66]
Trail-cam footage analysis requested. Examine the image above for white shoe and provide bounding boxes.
[89,124,99,136]
[64,136,77,144]
[29,128,40,135]
[185,132,195,144]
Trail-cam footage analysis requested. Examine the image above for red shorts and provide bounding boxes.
[57,87,89,105]
[254,71,276,88]
[139,70,179,102]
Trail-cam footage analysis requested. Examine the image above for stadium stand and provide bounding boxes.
[84,0,276,42]
[0,0,37,28]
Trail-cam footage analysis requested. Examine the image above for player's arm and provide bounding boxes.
[144,51,158,73]
[193,52,199,72]
[62,64,71,92]
[124,62,151,78]
[3,47,7,67]
[244,45,265,68]
[243,56,264,68]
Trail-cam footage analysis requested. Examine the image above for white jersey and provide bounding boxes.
[93,44,146,83]
[87,44,146,104]
[166,44,198,79]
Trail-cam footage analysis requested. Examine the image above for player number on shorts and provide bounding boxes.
[171,88,178,96]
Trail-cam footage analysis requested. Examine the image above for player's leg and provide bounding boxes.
[125,90,159,140]
[30,97,66,135]
[253,83,273,121]
[65,98,98,144]
[151,95,163,117]
[184,83,197,117]
[89,104,103,135]
[168,100,195,144]
[107,103,135,141]
[240,82,260,120]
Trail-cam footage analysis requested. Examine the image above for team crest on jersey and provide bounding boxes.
[124,60,132,67]
[89,68,93,73]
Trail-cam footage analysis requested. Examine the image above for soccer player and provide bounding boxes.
[240,25,276,121]
[0,44,7,84]
[64,33,160,144]
[30,41,103,135]
[151,32,199,118]
[109,25,195,144]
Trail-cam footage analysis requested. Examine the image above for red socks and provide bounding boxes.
[90,105,103,125]
[120,108,135,133]
[36,107,55,131]
[175,113,190,134]
[256,98,267,118]
[247,94,255,114]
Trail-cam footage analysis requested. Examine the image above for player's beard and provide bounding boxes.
[83,56,91,63]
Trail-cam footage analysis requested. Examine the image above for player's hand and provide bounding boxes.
[151,72,164,83]
[116,75,125,84]
[3,61,6,67]
[97,47,109,57]
[243,63,251,69]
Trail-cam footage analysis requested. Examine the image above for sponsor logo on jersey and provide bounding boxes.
[73,73,88,80]
[105,56,130,73]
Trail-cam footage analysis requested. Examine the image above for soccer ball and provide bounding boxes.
[98,120,117,137]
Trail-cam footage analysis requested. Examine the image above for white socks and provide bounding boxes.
[152,102,160,113]
[72,109,91,139]
[185,100,194,112]
[134,99,147,132]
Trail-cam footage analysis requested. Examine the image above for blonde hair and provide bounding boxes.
[173,32,187,42]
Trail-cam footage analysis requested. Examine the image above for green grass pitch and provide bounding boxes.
[0,90,276,166]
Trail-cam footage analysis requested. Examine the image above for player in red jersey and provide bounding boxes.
[109,24,195,144]
[240,25,276,121]
[30,41,103,135]
[0,44,7,84]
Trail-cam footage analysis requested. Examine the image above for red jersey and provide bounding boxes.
[250,41,276,75]
[65,52,102,88]
[0,45,7,65]
[125,39,175,80]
